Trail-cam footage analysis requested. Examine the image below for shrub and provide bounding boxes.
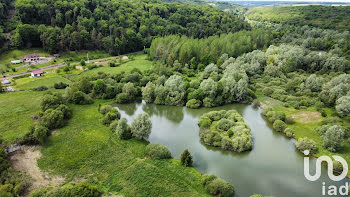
[217,118,234,131]
[262,87,274,96]
[333,160,344,175]
[22,125,49,145]
[30,182,102,197]
[203,97,215,108]
[284,128,294,138]
[99,105,117,115]
[322,125,345,152]
[295,138,318,154]
[273,120,287,132]
[202,174,235,197]
[40,94,63,111]
[72,91,93,105]
[54,82,69,89]
[116,118,132,140]
[336,96,350,116]
[186,99,202,109]
[131,113,152,140]
[33,86,48,91]
[116,93,129,104]
[145,143,171,159]
[102,112,120,126]
[56,104,72,119]
[109,120,119,131]
[180,149,193,167]
[40,109,65,130]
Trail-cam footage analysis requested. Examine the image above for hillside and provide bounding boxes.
[246,5,350,31]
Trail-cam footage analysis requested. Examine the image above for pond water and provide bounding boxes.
[115,101,348,197]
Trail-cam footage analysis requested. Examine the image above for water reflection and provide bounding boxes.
[115,101,349,197]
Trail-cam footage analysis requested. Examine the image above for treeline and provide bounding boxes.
[247,5,350,31]
[149,29,272,66]
[8,0,249,54]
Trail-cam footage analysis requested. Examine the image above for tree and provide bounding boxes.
[203,63,219,78]
[295,137,318,154]
[180,149,193,167]
[145,143,171,159]
[32,125,49,144]
[142,82,156,103]
[200,78,217,99]
[40,94,63,111]
[72,91,93,105]
[336,96,350,116]
[122,82,137,98]
[76,77,92,94]
[202,174,235,197]
[164,75,186,106]
[131,113,152,140]
[93,79,106,97]
[273,120,287,132]
[322,125,345,152]
[116,118,132,140]
[40,109,65,130]
[305,74,322,92]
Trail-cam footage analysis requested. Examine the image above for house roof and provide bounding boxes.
[22,54,40,59]
[1,78,10,84]
[32,70,43,74]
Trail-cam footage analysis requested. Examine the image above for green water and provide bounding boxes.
[116,101,348,197]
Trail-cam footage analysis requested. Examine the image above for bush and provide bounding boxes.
[186,99,202,109]
[40,94,63,111]
[273,120,287,132]
[333,160,344,175]
[131,113,152,140]
[203,97,215,108]
[40,109,65,130]
[116,93,129,104]
[284,128,294,138]
[322,125,345,152]
[99,105,118,115]
[30,182,102,197]
[180,149,193,167]
[54,82,69,89]
[72,91,93,105]
[33,86,48,91]
[101,112,120,126]
[145,143,171,159]
[116,118,132,140]
[202,174,235,197]
[56,104,72,119]
[109,120,119,131]
[295,138,318,154]
[22,125,49,145]
[217,118,235,131]
[262,87,274,96]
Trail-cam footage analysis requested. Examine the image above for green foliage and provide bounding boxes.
[273,120,287,132]
[142,82,156,103]
[336,96,350,116]
[295,137,318,154]
[247,5,350,31]
[186,99,202,109]
[29,182,102,197]
[54,82,69,89]
[40,94,63,112]
[322,125,345,152]
[40,109,65,130]
[145,143,172,159]
[116,118,132,140]
[131,113,152,140]
[180,149,193,167]
[198,110,253,152]
[72,91,94,105]
[101,111,120,126]
[202,174,235,197]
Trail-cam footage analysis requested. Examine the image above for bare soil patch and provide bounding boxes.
[290,111,322,123]
[9,146,65,191]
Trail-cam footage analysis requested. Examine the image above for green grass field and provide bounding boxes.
[69,53,151,81]
[0,90,62,143]
[38,100,208,196]
[14,73,72,90]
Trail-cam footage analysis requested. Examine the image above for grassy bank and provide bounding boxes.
[38,100,208,196]
[258,95,350,175]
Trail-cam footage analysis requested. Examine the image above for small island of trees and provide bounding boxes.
[198,110,253,152]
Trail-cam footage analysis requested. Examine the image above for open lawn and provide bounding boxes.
[68,53,151,81]
[60,50,111,62]
[0,90,61,143]
[38,100,208,196]
[14,73,72,90]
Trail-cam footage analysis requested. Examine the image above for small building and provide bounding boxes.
[31,70,43,78]
[1,77,11,84]
[11,60,22,64]
[22,54,40,63]
[53,54,60,58]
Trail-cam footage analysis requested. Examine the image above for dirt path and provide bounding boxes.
[9,146,65,191]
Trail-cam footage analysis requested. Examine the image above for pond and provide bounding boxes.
[115,101,348,197]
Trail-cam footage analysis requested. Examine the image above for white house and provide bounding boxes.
[31,70,43,78]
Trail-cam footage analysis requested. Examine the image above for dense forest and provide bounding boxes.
[0,0,249,54]
[246,5,350,31]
